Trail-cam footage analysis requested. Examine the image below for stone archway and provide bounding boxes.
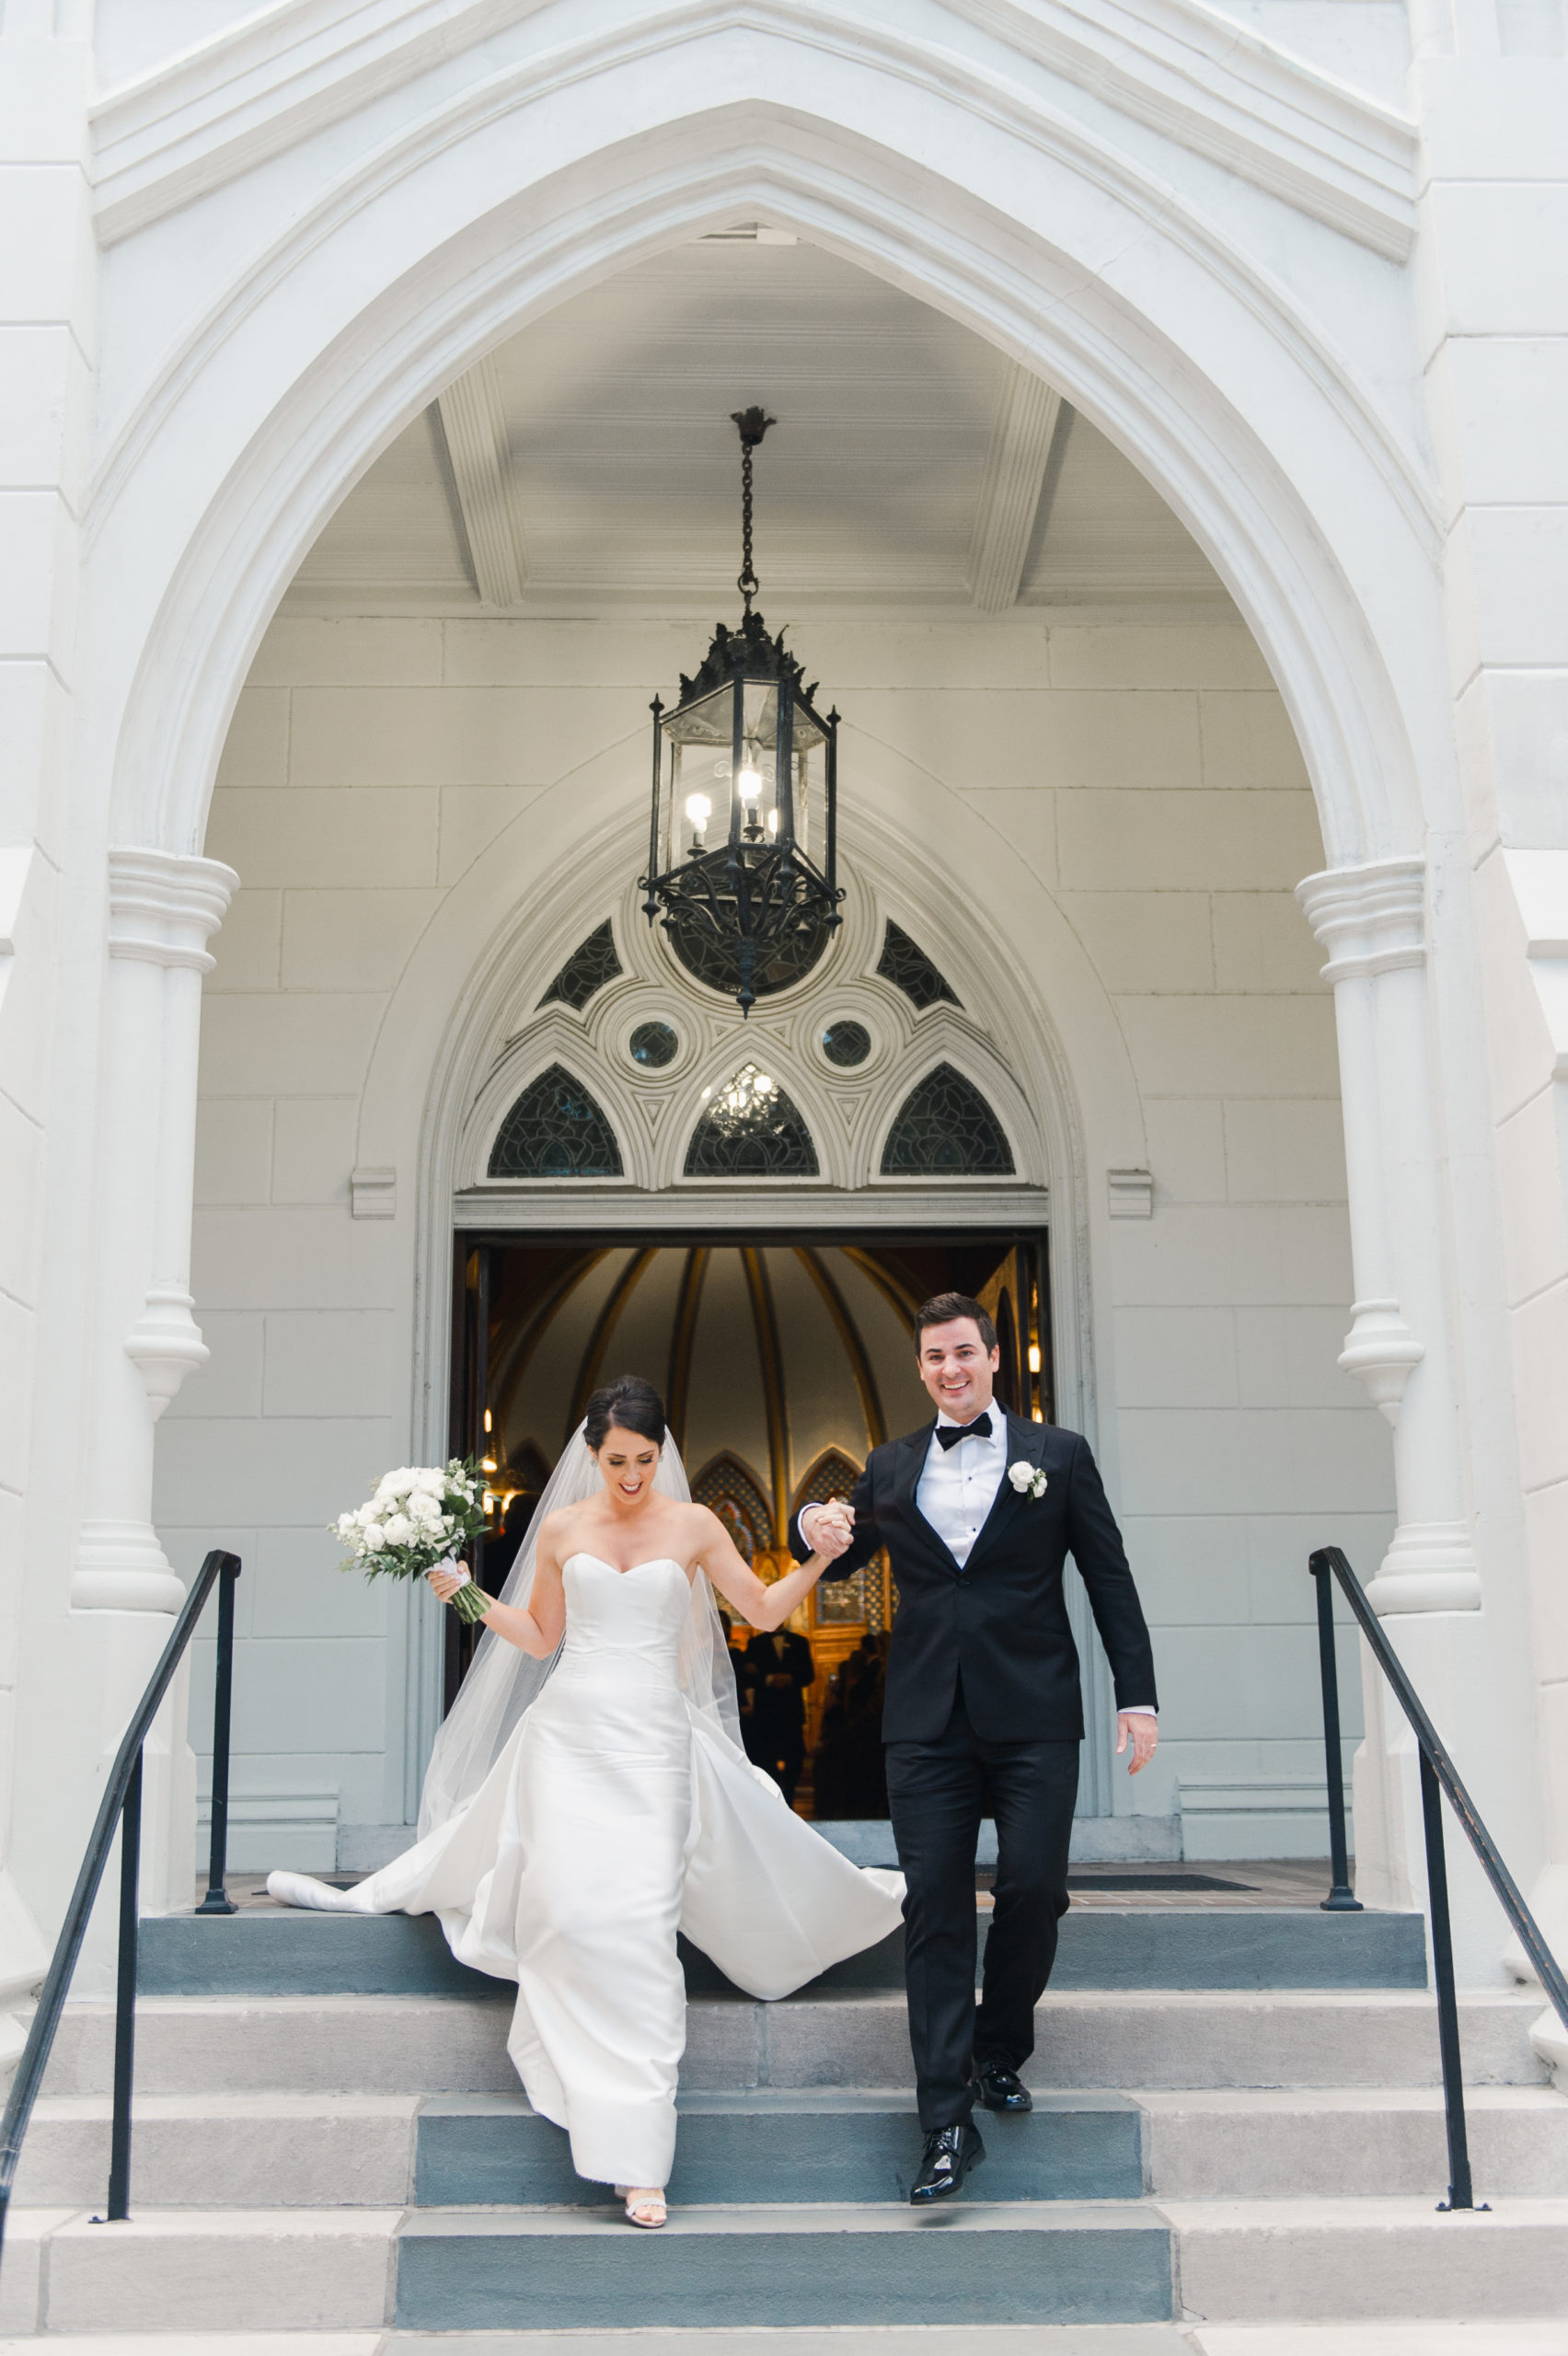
[60,24,1499,1940]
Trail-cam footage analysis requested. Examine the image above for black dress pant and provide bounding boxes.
[885,1686,1078,2131]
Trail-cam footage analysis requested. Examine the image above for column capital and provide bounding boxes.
[1296,856,1425,982]
[108,848,237,973]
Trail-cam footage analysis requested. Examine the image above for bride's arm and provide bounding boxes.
[693,1507,830,1632]
[426,1524,568,1657]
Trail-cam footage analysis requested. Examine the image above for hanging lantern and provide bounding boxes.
[640,408,843,1016]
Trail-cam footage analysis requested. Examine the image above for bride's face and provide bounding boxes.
[594,1426,662,1504]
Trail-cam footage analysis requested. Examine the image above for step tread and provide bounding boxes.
[419,2088,1142,2118]
[399,2199,1169,2237]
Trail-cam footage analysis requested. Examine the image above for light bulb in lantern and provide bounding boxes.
[766,807,778,837]
[736,765,763,805]
[685,792,711,846]
[1028,1344,1041,1375]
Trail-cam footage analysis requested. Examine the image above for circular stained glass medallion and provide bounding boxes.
[629,1020,679,1069]
[820,1020,871,1068]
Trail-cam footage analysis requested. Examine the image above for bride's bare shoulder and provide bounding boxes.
[535,1503,585,1549]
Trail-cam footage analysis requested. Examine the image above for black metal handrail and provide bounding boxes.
[1309,1543,1568,2212]
[0,1549,241,2271]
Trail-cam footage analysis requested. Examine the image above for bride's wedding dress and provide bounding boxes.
[270,1551,903,2189]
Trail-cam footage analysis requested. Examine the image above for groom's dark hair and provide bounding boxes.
[914,1292,997,1352]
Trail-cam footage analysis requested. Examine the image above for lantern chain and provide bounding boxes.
[731,407,775,612]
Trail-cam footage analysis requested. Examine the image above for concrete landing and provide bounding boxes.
[137,1905,1427,1998]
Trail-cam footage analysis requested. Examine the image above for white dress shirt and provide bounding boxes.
[800,1405,1156,1718]
[917,1410,1010,1567]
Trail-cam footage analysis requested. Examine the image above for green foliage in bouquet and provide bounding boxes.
[332,1459,492,1624]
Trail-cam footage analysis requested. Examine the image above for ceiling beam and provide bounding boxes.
[966,366,1064,614]
[436,355,528,607]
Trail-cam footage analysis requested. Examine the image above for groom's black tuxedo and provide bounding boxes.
[791,1411,1157,1739]
[793,1410,1158,2136]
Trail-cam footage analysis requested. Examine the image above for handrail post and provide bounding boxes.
[195,1557,241,1915]
[1420,1748,1480,2213]
[104,1749,143,2223]
[1309,1554,1362,1911]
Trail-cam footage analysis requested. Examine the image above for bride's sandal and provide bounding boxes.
[620,2187,667,2229]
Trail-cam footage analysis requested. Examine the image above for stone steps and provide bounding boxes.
[38,1988,1549,2098]
[7,1944,1562,2337]
[17,2081,1566,2211]
[9,2197,1568,2333]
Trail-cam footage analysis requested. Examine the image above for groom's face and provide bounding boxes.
[917,1319,999,1423]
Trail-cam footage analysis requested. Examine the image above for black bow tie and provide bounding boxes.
[937,1414,993,1449]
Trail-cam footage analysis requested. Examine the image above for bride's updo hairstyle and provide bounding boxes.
[584,1374,667,1453]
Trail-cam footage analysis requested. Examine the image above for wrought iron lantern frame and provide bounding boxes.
[640,408,843,1015]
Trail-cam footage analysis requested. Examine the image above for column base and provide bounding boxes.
[1364,1520,1481,1614]
[71,1519,185,1613]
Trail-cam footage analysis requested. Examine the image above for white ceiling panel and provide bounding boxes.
[282,236,1228,615]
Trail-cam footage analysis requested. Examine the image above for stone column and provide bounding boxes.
[72,850,236,1611]
[1297,857,1494,1930]
[67,849,236,1923]
[1297,858,1480,1614]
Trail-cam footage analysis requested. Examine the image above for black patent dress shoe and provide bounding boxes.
[909,2120,986,2204]
[974,2060,1033,2113]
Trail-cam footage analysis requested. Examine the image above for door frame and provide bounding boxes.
[432,1201,1115,1820]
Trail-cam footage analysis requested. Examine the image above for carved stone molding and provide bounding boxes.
[108,847,238,972]
[1295,855,1424,983]
[1366,1521,1482,1617]
[1337,1297,1424,1425]
[125,1287,211,1420]
[87,0,1418,258]
[1107,1168,1154,1219]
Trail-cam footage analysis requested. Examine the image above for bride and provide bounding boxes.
[269,1375,903,2229]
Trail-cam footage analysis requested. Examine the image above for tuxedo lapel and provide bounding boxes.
[893,1422,959,1571]
[963,1412,1046,1575]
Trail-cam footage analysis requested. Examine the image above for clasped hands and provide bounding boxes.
[801,1500,856,1559]
[799,1502,1157,1776]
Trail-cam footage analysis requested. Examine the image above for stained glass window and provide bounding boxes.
[684,1063,819,1178]
[489,1064,623,1179]
[629,1021,679,1068]
[880,1063,1013,1177]
[820,1020,870,1068]
[692,1453,777,1557]
[876,919,960,1011]
[538,921,621,1012]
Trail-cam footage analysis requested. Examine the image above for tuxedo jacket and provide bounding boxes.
[791,1412,1157,1744]
[744,1628,815,1731]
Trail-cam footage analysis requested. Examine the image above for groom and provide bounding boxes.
[795,1293,1158,2204]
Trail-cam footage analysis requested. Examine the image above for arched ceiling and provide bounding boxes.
[282,235,1230,617]
[493,1242,933,1536]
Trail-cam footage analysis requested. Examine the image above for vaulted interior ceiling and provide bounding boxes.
[284,230,1231,615]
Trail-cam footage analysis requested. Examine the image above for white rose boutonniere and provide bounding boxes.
[1008,1460,1049,1500]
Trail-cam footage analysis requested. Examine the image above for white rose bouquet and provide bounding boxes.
[332,1460,491,1624]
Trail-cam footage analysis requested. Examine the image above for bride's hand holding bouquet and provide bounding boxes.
[332,1461,493,1625]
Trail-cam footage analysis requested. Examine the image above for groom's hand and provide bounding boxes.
[801,1501,854,1560]
[1116,1713,1159,1774]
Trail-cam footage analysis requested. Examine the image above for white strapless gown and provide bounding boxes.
[269,1554,904,2188]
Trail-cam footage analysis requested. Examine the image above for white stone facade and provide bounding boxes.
[0,0,1564,2048]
